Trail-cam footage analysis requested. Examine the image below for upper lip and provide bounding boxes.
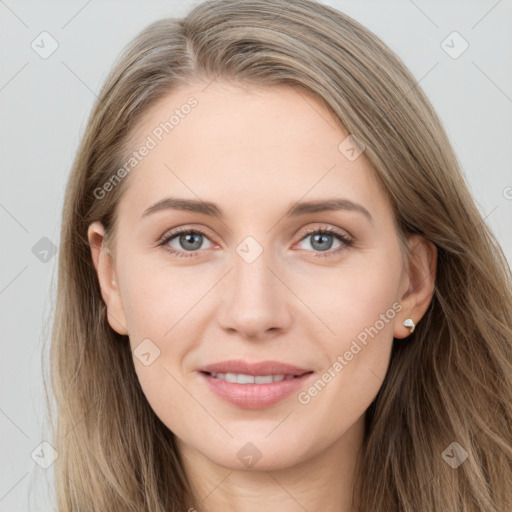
[200,359,312,376]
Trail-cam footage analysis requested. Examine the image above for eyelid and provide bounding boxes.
[157,224,216,244]
[296,224,353,242]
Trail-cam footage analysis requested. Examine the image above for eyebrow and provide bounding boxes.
[141,197,373,223]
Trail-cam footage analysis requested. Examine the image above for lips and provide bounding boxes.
[200,359,311,376]
[198,359,314,409]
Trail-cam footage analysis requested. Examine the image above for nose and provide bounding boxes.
[216,245,293,341]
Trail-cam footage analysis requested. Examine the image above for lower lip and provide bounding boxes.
[199,371,314,409]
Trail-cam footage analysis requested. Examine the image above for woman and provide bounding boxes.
[46,0,512,510]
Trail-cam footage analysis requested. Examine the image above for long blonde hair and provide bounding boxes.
[43,0,512,510]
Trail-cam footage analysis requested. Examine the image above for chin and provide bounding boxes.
[189,433,313,472]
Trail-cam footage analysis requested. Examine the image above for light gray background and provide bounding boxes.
[1,1,511,510]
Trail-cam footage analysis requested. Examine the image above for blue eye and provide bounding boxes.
[160,227,213,258]
[295,227,353,258]
[301,228,351,257]
[158,226,353,259]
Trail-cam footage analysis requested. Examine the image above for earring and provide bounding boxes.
[402,318,415,334]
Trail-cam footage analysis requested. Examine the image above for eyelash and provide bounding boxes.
[157,225,354,259]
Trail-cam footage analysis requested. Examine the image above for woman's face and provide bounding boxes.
[89,82,435,472]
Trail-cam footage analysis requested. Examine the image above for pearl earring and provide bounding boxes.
[402,318,415,334]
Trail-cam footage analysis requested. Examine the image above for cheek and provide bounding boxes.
[300,248,402,344]
[117,257,209,403]
[119,254,208,338]
[297,248,402,405]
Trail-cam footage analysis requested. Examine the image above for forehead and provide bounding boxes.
[117,82,389,224]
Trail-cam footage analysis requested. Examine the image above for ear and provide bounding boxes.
[394,234,437,339]
[87,221,129,336]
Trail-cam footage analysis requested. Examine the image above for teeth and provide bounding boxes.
[255,375,274,384]
[210,372,295,384]
[236,373,254,384]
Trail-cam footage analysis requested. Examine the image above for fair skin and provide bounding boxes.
[88,81,436,511]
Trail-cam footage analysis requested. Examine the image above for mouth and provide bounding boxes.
[199,359,312,377]
[198,360,314,409]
